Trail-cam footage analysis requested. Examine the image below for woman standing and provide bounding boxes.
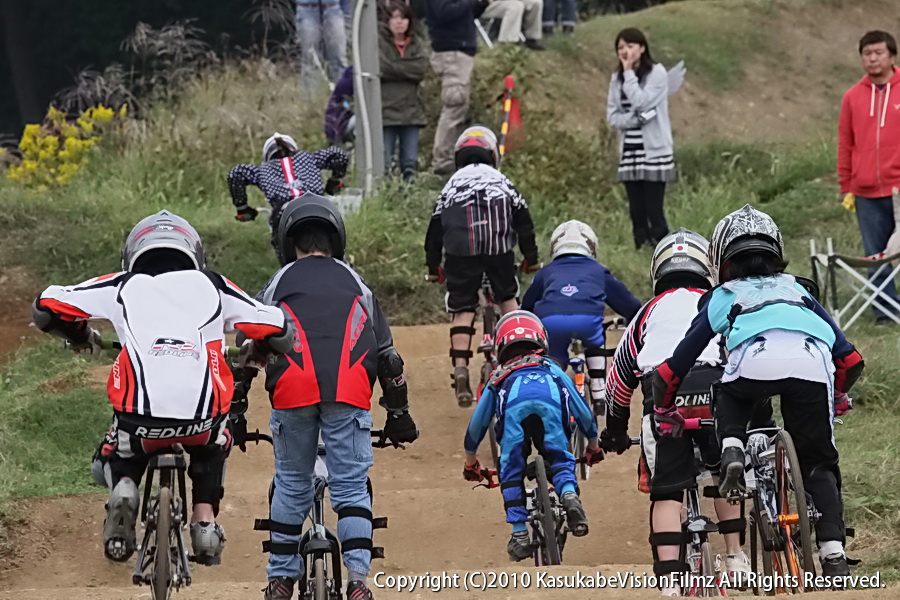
[607,28,674,249]
[380,1,428,181]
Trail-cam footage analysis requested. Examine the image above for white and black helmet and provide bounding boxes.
[121,210,205,272]
[708,204,783,283]
[454,125,499,168]
[275,193,346,265]
[262,132,298,163]
[650,228,714,294]
[550,220,598,260]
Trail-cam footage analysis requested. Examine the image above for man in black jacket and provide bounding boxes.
[424,0,491,175]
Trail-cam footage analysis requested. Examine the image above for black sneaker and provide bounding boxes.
[542,24,555,36]
[524,39,546,51]
[562,24,575,34]
[347,580,375,600]
[507,531,534,561]
[718,447,746,498]
[561,491,589,536]
[452,366,473,407]
[263,576,295,600]
[821,553,851,577]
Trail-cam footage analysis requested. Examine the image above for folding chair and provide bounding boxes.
[475,19,494,48]
[809,238,900,330]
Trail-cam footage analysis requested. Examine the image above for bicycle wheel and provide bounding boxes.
[151,487,173,600]
[700,541,722,597]
[313,556,327,600]
[774,429,816,589]
[487,420,501,473]
[575,430,588,480]
[533,455,561,565]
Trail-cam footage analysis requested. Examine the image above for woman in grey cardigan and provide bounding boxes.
[380,1,428,181]
[607,28,674,249]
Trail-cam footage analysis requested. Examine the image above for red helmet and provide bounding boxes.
[495,310,549,364]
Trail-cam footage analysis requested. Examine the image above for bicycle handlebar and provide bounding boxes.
[683,418,715,431]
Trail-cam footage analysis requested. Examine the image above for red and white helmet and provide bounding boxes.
[454,125,499,168]
[495,310,549,364]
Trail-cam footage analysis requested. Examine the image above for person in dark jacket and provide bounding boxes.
[251,194,419,600]
[423,0,490,175]
[380,2,428,181]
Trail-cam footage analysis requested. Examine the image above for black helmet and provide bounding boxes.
[121,210,205,272]
[275,193,346,265]
[650,228,714,295]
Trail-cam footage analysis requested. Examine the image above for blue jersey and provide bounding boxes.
[463,358,598,454]
[521,256,641,320]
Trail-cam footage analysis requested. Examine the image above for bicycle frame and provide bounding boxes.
[681,482,725,597]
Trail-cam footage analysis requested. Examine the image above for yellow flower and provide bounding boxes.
[118,104,128,118]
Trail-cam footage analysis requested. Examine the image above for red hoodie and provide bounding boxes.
[838,66,900,197]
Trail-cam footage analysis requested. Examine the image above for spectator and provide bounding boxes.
[606,27,674,250]
[423,0,490,176]
[482,0,545,49]
[380,2,428,180]
[296,0,348,94]
[324,66,355,147]
[542,0,576,36]
[838,30,900,325]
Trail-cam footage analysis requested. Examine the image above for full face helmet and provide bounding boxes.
[262,132,299,163]
[121,210,205,272]
[708,204,783,283]
[494,310,549,364]
[454,125,500,168]
[275,193,347,265]
[650,228,715,294]
[550,220,599,260]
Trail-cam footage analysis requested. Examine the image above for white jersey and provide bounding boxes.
[38,270,285,420]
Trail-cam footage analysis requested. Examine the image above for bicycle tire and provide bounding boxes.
[575,430,588,480]
[313,556,327,600]
[775,429,816,589]
[488,421,501,473]
[533,455,562,565]
[700,541,721,597]
[151,486,173,600]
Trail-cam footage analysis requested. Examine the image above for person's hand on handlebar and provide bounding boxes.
[583,439,604,465]
[325,177,344,195]
[834,392,853,416]
[383,408,419,446]
[235,205,258,222]
[520,257,541,274]
[653,404,685,437]
[69,327,103,358]
[463,455,484,482]
[600,427,631,454]
[425,264,445,284]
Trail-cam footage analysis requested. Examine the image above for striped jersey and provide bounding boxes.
[428,163,533,258]
[227,147,348,210]
[38,270,286,420]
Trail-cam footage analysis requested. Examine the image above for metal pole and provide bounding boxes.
[351,0,384,194]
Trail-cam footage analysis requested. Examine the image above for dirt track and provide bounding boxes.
[0,325,892,599]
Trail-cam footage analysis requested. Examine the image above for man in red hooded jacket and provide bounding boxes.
[838,30,900,324]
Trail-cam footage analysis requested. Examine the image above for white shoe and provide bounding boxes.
[726,550,751,588]
[103,479,139,562]
[660,585,680,597]
[191,521,226,565]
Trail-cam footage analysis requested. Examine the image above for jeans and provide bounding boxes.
[855,195,900,319]
[542,0,577,27]
[296,0,348,95]
[383,126,421,180]
[266,402,375,578]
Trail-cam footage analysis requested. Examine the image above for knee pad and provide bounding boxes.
[449,320,476,366]
[188,451,226,513]
[254,477,304,555]
[717,517,747,546]
[337,506,386,559]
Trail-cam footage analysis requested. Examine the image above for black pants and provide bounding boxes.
[624,181,668,248]
[715,377,845,543]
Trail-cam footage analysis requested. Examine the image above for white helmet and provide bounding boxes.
[650,228,715,295]
[550,220,598,260]
[262,132,298,163]
[454,125,499,168]
[708,204,783,283]
[121,210,205,272]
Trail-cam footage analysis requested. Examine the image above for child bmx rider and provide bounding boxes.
[33,210,293,565]
[462,310,603,561]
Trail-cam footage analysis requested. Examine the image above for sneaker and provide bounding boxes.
[190,521,226,565]
[542,24,555,36]
[821,553,851,577]
[718,447,746,498]
[453,366,473,407]
[263,576,295,600]
[524,39,546,51]
[562,24,575,34]
[347,580,376,600]
[660,586,680,597]
[725,551,751,588]
[507,531,533,561]
[103,479,139,562]
[561,491,588,537]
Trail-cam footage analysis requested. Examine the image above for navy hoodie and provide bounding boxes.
[424,0,487,56]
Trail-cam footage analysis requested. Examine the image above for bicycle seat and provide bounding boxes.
[149,453,187,472]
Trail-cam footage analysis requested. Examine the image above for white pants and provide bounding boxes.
[482,0,543,43]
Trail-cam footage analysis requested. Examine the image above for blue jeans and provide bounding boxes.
[541,314,606,365]
[296,0,347,94]
[856,196,900,319]
[383,125,420,180]
[267,402,374,579]
[542,0,577,27]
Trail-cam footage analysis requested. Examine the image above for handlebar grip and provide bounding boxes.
[224,345,241,358]
[100,339,122,350]
[629,437,640,446]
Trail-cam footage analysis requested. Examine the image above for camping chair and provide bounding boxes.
[809,238,900,330]
[474,17,527,48]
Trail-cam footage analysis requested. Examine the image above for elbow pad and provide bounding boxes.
[264,314,296,355]
[834,348,864,394]
[377,347,408,411]
[651,362,681,410]
[31,298,89,343]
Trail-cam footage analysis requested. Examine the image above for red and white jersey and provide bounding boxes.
[38,270,286,420]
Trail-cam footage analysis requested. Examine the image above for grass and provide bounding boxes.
[1,0,899,576]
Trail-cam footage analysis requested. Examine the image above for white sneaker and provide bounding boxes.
[726,550,751,588]
[660,585,680,597]
[191,521,226,565]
